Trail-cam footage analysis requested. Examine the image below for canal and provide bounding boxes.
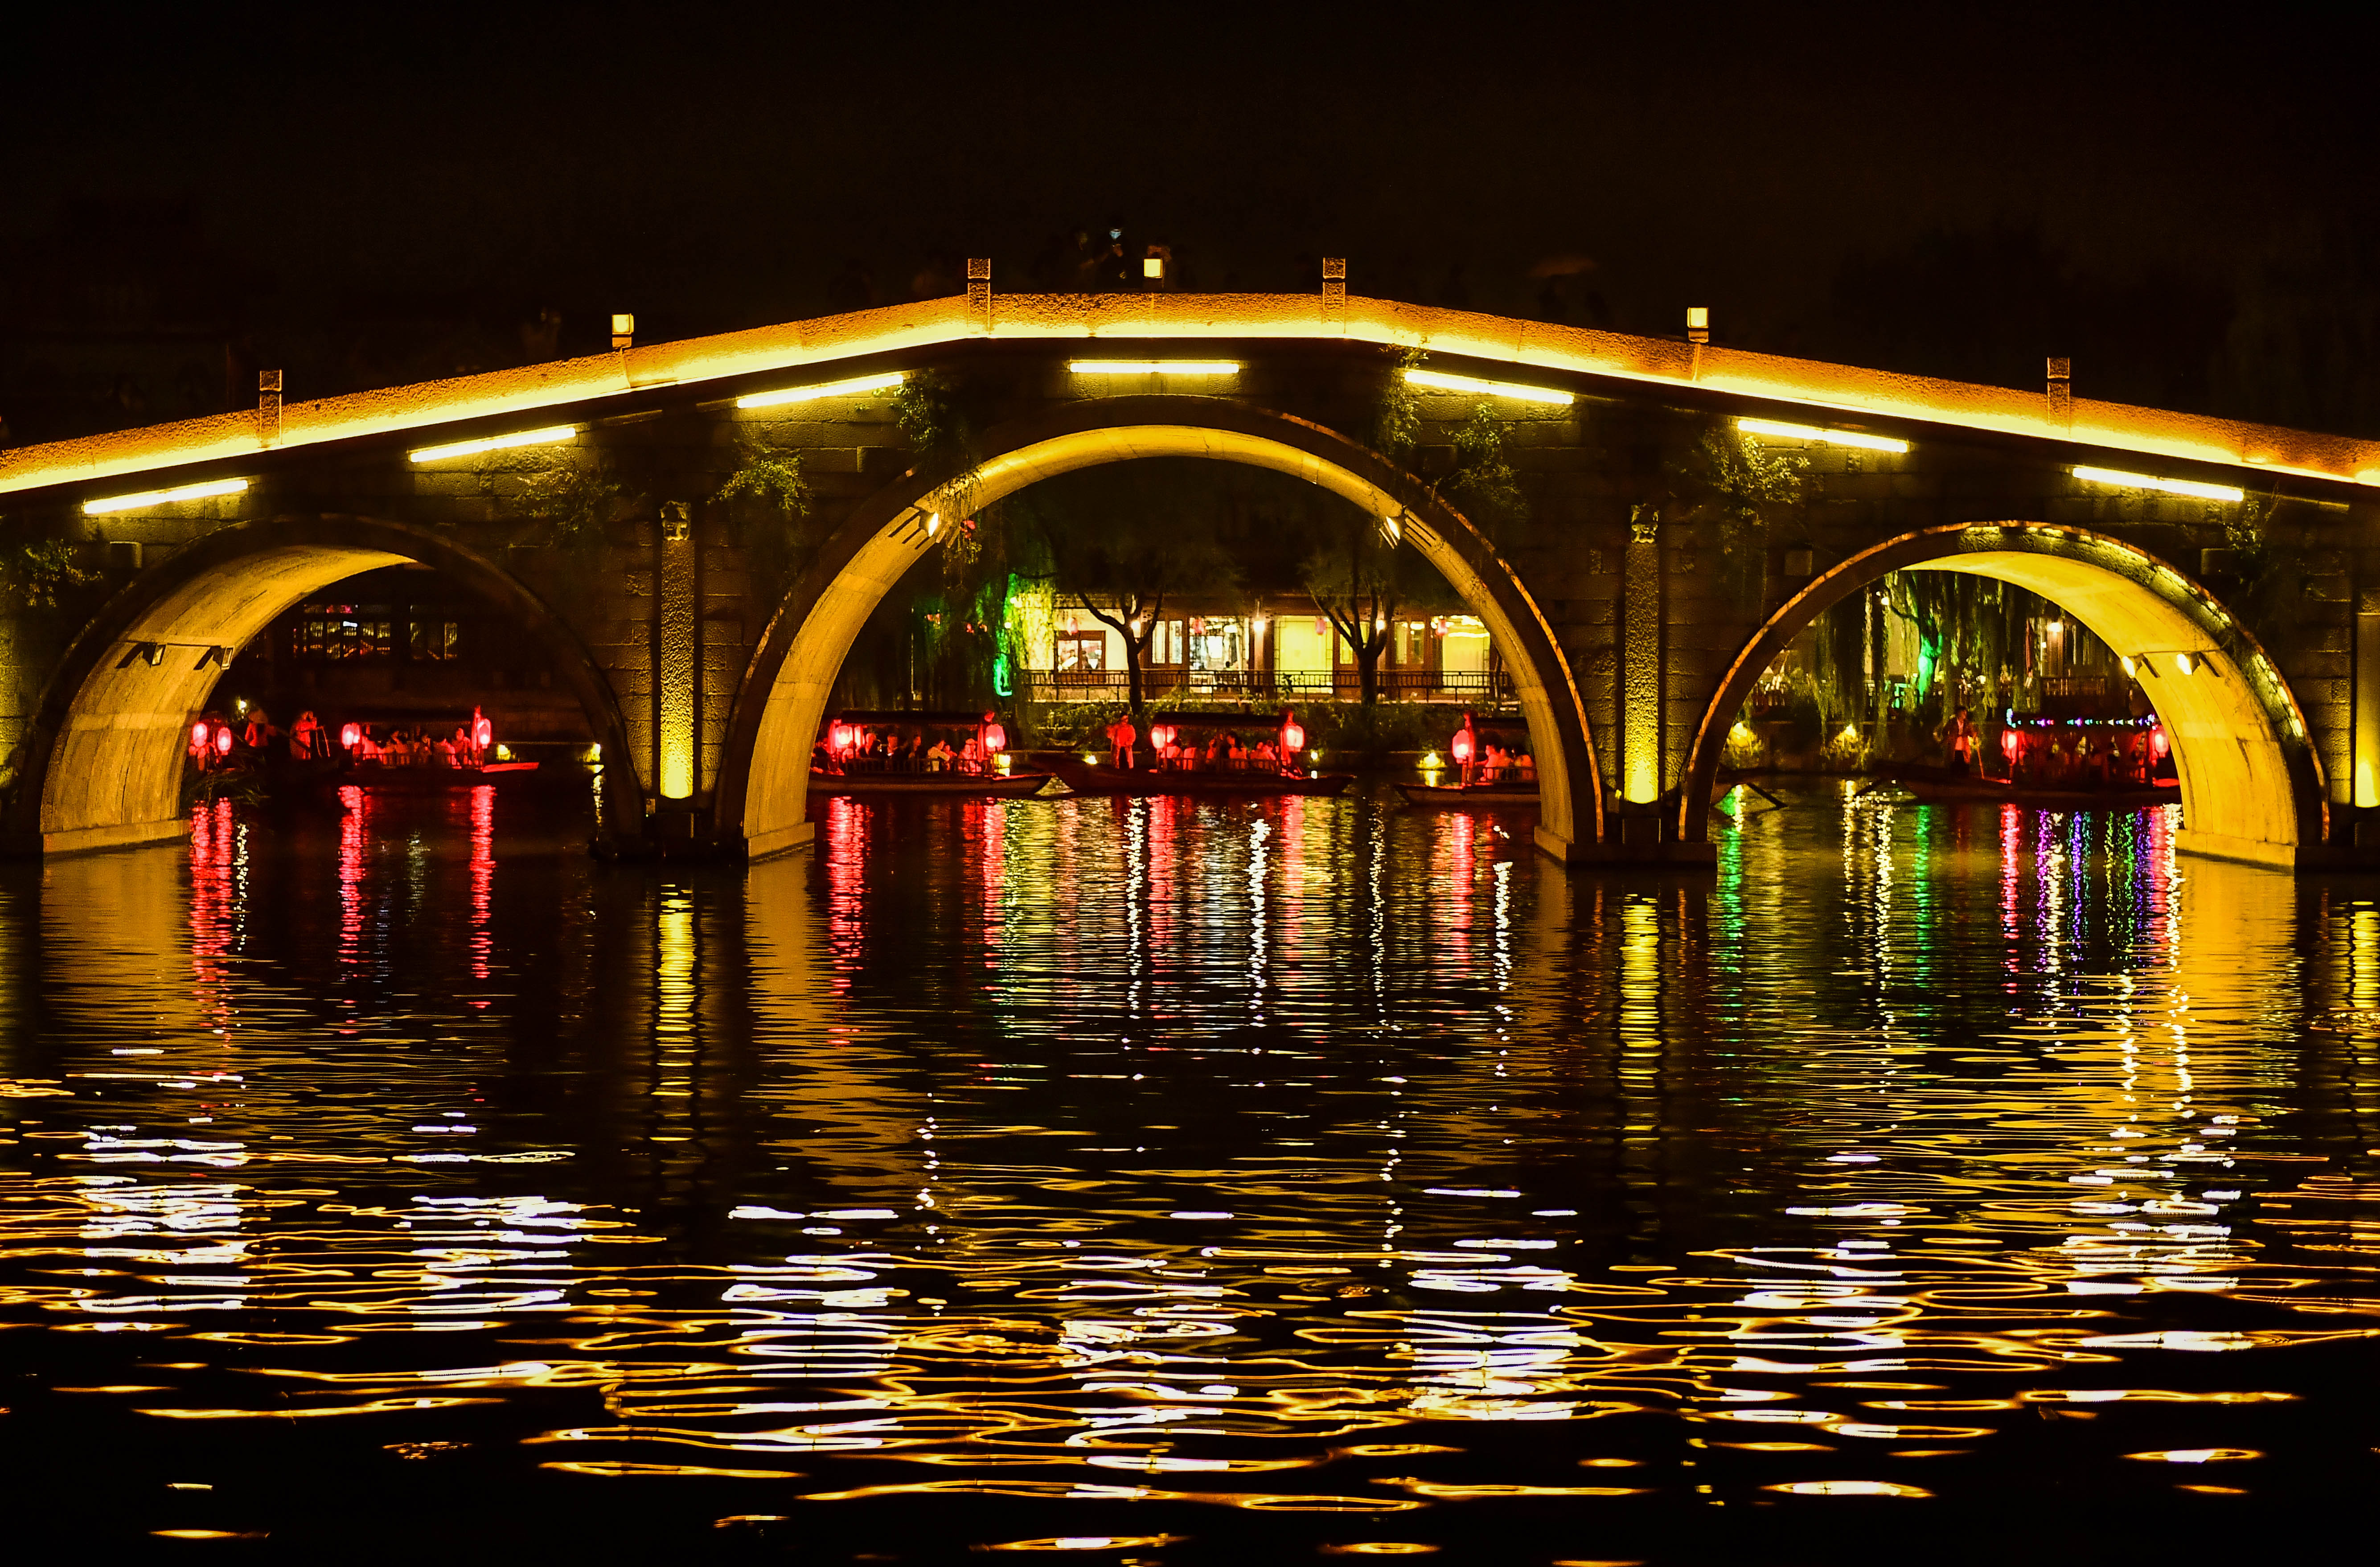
[0,784,2369,1560]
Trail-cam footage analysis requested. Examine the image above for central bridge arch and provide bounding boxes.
[1680,523,2325,867]
[717,395,1601,860]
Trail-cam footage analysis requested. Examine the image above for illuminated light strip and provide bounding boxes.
[1067,360,1239,375]
[1403,368,1573,405]
[82,478,247,516]
[1737,417,1909,453]
[409,425,579,464]
[734,371,907,410]
[2072,464,2244,504]
[9,295,2376,499]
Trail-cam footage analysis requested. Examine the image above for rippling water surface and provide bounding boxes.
[0,784,2373,1561]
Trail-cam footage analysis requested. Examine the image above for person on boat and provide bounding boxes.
[242,708,280,755]
[289,710,323,761]
[353,726,384,764]
[1108,714,1138,770]
[432,733,460,767]
[1945,707,1978,774]
[467,706,490,765]
[1517,752,1536,782]
[1253,738,1277,768]
[927,737,956,772]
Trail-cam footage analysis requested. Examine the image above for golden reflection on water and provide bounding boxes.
[0,786,2373,1553]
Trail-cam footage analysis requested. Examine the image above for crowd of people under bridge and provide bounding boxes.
[1105,717,1299,773]
[188,706,492,771]
[815,727,995,774]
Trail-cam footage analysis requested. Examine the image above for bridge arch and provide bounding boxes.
[717,394,1600,860]
[1680,522,2325,867]
[3,514,640,856]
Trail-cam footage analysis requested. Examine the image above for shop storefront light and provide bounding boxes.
[409,426,578,464]
[735,371,907,410]
[82,477,247,515]
[2072,464,2244,504]
[1737,417,1909,453]
[1403,368,1573,405]
[1067,360,1239,375]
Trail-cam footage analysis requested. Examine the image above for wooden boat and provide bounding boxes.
[1874,765,2179,810]
[1041,753,1354,797]
[1395,779,1540,807]
[331,760,546,792]
[809,767,1055,798]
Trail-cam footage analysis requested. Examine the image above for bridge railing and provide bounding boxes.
[1019,669,1514,705]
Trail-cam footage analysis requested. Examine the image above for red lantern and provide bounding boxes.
[1451,728,1475,764]
[2150,724,2169,760]
[190,720,211,752]
[981,711,1008,753]
[472,717,493,751]
[213,724,234,756]
[1999,726,2019,759]
[1150,722,1174,751]
[1280,710,1306,754]
[340,722,362,750]
[828,721,853,755]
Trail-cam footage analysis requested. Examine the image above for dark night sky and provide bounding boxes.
[6,1,2378,437]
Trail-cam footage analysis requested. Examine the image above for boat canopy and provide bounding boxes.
[831,711,1007,727]
[1146,711,1296,730]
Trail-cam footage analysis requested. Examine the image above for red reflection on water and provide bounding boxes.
[189,798,236,1024]
[821,795,865,994]
[1145,796,1176,960]
[468,784,495,993]
[338,784,367,967]
[2141,804,2179,960]
[1435,807,1478,966]
[1276,795,1307,971]
[1999,803,2023,963]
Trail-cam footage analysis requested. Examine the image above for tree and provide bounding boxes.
[1374,349,1531,537]
[1030,461,1242,751]
[1670,425,1805,606]
[1299,505,1460,706]
[714,443,814,608]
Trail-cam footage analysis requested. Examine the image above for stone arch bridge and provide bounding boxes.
[4,272,2378,870]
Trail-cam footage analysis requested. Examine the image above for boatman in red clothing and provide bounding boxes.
[1107,713,1138,770]
[1945,706,1978,775]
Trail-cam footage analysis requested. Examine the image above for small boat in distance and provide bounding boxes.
[811,710,1055,798]
[335,759,543,792]
[1395,779,1539,807]
[1042,754,1355,797]
[1395,712,1537,807]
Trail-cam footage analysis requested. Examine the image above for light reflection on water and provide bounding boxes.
[0,784,2372,1558]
